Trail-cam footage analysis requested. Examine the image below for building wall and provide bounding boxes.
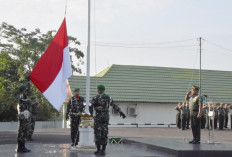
[64,102,232,128]
[109,102,177,124]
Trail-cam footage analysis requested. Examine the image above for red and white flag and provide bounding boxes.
[30,18,72,110]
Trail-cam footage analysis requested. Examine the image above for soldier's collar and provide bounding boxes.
[99,93,105,96]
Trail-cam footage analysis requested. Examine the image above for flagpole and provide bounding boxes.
[85,0,91,114]
[77,0,95,147]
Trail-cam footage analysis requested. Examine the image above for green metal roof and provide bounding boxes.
[68,64,232,103]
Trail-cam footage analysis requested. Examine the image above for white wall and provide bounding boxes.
[64,102,232,128]
[109,102,177,124]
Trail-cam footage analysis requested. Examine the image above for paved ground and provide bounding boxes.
[0,143,173,157]
[109,127,232,144]
[0,127,231,157]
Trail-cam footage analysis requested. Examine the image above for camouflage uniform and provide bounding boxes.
[17,84,31,152]
[66,95,84,146]
[28,99,38,139]
[90,94,120,145]
[90,91,125,155]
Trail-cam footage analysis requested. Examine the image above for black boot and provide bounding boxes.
[22,143,31,152]
[94,145,101,155]
[17,141,30,153]
[188,139,195,144]
[28,135,34,141]
[101,145,106,155]
[71,139,75,146]
[75,141,78,146]
[17,141,23,152]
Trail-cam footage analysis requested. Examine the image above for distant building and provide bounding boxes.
[66,64,232,125]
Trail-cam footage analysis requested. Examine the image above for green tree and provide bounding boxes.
[0,22,84,121]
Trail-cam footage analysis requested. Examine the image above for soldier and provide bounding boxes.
[218,103,225,130]
[224,104,229,128]
[28,96,38,141]
[185,102,190,129]
[214,104,219,129]
[201,104,207,129]
[229,104,232,130]
[17,84,31,152]
[90,85,126,155]
[66,88,85,146]
[185,86,202,144]
[179,102,187,130]
[174,103,181,129]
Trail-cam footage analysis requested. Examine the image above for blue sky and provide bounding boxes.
[0,0,232,75]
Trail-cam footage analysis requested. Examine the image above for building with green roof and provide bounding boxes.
[67,64,232,125]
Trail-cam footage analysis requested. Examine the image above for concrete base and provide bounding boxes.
[78,119,95,147]
[71,145,96,151]
[124,138,232,157]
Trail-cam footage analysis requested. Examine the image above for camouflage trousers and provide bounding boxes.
[29,116,36,137]
[70,116,81,144]
[17,118,29,143]
[94,112,109,146]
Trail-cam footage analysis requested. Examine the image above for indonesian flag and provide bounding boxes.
[30,18,72,110]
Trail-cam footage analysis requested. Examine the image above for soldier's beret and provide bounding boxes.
[97,84,105,90]
[30,96,36,100]
[18,84,26,91]
[192,85,200,91]
[74,88,80,92]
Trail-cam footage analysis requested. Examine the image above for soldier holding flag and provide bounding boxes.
[66,88,85,146]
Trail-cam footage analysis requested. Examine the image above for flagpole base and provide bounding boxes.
[77,113,95,148]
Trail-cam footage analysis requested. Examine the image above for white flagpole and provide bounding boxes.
[85,0,91,114]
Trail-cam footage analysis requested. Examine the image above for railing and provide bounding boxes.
[109,123,177,128]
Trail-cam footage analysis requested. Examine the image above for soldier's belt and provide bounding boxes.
[19,110,30,119]
[96,110,108,113]
[70,112,80,116]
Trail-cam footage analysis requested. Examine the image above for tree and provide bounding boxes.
[0,22,84,121]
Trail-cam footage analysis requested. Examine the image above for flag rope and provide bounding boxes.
[64,0,68,17]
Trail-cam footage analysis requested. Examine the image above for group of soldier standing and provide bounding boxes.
[16,75,126,155]
[175,102,190,130]
[175,100,232,131]
[66,85,126,155]
[174,85,232,145]
[201,103,232,130]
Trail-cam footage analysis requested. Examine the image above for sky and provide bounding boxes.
[0,0,232,76]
